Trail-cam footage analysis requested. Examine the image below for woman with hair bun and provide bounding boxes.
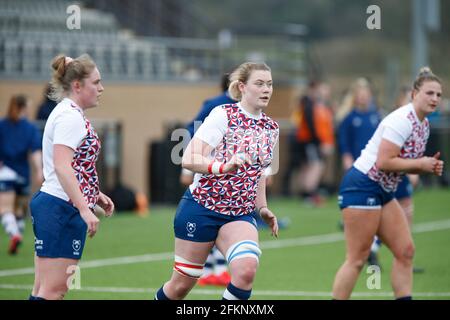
[29,54,114,300]
[332,67,444,300]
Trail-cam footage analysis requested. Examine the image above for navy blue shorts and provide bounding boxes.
[0,180,30,196]
[30,191,87,260]
[338,167,395,210]
[394,176,413,200]
[174,189,258,242]
[0,180,15,192]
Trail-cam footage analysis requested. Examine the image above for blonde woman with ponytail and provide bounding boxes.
[332,67,444,300]
[155,62,279,300]
[29,54,114,300]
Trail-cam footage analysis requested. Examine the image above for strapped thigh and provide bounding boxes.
[173,255,204,279]
[225,240,261,265]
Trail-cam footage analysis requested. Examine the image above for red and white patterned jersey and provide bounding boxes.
[354,103,429,192]
[41,98,101,209]
[190,103,279,216]
[71,111,101,209]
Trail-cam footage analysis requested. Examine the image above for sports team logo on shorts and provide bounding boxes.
[35,238,43,250]
[367,197,376,206]
[186,222,196,237]
[72,239,81,252]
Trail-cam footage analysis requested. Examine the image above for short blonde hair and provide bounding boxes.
[228,62,271,101]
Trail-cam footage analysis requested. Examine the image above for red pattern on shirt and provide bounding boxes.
[368,111,429,192]
[71,106,101,209]
[192,104,279,216]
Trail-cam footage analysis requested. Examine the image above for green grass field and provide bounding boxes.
[1,188,449,300]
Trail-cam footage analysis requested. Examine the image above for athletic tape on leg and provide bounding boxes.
[226,240,261,264]
[173,255,204,279]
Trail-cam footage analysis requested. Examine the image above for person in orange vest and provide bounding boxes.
[296,81,335,206]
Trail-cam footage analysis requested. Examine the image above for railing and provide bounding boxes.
[0,0,307,83]
[0,35,307,83]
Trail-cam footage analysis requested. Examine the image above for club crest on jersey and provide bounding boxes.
[186,222,196,237]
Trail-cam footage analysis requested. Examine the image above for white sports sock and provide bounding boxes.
[16,218,25,235]
[371,236,381,253]
[1,212,20,237]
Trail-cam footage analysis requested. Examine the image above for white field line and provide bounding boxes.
[1,283,450,298]
[0,218,449,278]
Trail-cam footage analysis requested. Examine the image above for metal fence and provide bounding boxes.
[0,35,306,83]
[0,0,307,83]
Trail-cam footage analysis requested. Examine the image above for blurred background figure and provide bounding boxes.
[280,113,302,197]
[296,80,335,206]
[36,84,58,122]
[0,94,43,255]
[337,78,381,174]
[315,82,337,197]
[180,73,235,186]
[180,73,235,287]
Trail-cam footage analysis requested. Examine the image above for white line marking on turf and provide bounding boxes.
[1,218,449,278]
[1,284,450,298]
[411,219,450,233]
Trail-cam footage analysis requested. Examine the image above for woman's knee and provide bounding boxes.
[348,258,366,271]
[231,261,258,285]
[394,242,415,262]
[346,251,371,271]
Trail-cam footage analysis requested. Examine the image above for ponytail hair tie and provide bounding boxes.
[65,57,74,65]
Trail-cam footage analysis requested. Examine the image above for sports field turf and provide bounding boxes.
[1,188,449,300]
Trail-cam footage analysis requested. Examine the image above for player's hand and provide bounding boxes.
[80,209,100,238]
[223,152,252,173]
[259,207,278,238]
[420,153,443,175]
[97,192,115,217]
[431,152,444,176]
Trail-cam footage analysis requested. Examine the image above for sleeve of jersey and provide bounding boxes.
[337,117,351,154]
[186,103,218,137]
[193,106,227,148]
[53,110,87,151]
[381,114,412,147]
